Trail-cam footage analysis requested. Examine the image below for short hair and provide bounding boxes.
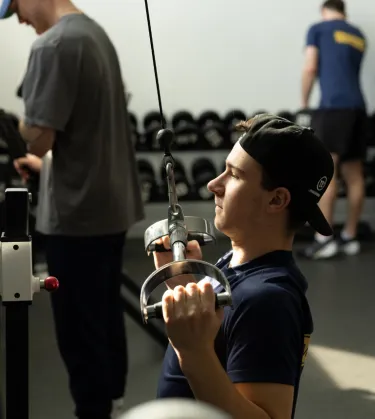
[322,0,346,15]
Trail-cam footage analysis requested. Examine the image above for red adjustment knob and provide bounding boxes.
[40,276,59,292]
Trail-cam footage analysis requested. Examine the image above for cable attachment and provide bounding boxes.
[157,128,188,261]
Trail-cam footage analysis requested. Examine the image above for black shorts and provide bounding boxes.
[311,109,368,161]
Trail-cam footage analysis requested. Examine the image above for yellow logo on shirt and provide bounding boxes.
[301,334,311,367]
[334,31,365,52]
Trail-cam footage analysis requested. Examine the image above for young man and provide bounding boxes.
[153,114,334,419]
[301,0,368,259]
[7,1,144,418]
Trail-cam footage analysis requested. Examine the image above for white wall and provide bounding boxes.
[1,0,374,123]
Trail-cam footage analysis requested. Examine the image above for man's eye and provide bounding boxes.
[230,172,239,179]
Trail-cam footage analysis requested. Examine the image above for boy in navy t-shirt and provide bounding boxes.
[300,0,368,260]
[152,114,334,419]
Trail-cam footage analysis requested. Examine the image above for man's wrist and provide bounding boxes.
[177,346,217,376]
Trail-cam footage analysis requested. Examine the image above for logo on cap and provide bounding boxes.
[317,176,328,192]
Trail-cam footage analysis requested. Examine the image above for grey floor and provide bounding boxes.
[8,237,375,418]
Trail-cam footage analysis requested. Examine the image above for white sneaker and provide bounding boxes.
[298,237,339,260]
[339,237,361,256]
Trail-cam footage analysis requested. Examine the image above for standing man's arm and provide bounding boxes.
[302,26,319,108]
[19,44,79,157]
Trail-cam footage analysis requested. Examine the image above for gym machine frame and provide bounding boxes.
[0,188,59,419]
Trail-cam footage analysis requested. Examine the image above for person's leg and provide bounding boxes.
[299,110,347,259]
[336,110,368,255]
[45,233,126,419]
[315,152,340,235]
[107,232,128,411]
[340,159,365,240]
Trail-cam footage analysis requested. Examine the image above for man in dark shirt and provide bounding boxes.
[153,114,334,419]
[300,0,367,260]
[3,1,144,419]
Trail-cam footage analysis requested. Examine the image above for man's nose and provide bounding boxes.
[207,174,224,195]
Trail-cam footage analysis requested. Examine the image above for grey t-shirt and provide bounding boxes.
[22,13,144,236]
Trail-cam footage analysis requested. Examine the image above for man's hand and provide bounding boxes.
[162,280,224,358]
[14,153,43,182]
[151,235,202,289]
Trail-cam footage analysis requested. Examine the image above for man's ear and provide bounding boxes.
[268,188,291,212]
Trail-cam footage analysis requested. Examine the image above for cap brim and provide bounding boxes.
[306,204,333,236]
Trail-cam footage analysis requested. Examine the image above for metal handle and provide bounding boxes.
[146,292,231,320]
[148,233,211,253]
[140,259,233,323]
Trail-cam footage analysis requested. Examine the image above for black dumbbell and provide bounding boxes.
[277,110,296,123]
[223,109,247,147]
[172,111,200,151]
[143,111,168,151]
[172,111,195,130]
[191,158,217,200]
[197,111,228,150]
[295,109,313,128]
[160,158,191,201]
[137,159,161,203]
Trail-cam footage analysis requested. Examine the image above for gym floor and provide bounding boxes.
[24,237,375,419]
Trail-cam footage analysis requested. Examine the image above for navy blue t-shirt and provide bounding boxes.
[306,19,366,109]
[157,250,313,419]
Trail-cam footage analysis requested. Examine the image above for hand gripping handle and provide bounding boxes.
[148,233,212,253]
[140,259,233,323]
[146,292,230,320]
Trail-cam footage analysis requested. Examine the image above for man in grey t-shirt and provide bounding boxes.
[9,1,144,418]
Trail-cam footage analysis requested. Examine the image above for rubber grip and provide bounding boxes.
[146,292,231,320]
[148,233,206,253]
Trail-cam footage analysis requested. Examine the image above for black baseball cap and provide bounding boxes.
[238,113,334,236]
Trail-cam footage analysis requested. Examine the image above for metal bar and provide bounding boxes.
[4,302,29,419]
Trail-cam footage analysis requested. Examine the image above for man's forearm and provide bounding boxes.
[19,120,43,143]
[19,120,54,157]
[301,70,316,108]
[179,350,270,419]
